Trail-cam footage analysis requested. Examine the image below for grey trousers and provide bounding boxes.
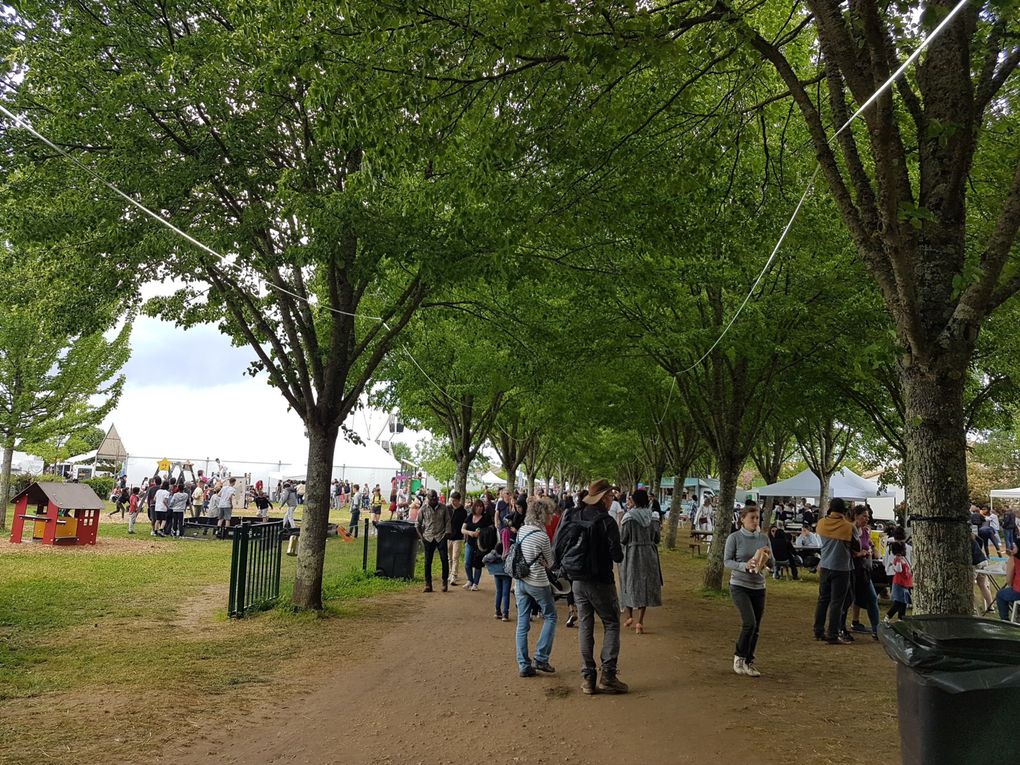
[572,579,621,678]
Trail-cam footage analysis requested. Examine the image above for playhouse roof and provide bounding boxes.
[11,482,105,510]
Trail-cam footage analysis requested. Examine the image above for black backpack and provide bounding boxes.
[554,511,601,581]
[505,529,542,579]
[477,524,498,555]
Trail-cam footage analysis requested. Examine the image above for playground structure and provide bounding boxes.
[8,482,104,546]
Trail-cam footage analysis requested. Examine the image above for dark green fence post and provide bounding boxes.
[229,523,250,617]
[363,517,370,571]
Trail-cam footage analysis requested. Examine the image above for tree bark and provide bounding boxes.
[0,437,14,530]
[454,456,469,499]
[506,461,518,493]
[818,472,831,517]
[666,473,683,550]
[902,358,973,615]
[651,465,664,500]
[291,423,339,610]
[704,460,739,590]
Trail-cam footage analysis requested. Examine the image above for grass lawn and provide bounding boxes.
[0,503,421,765]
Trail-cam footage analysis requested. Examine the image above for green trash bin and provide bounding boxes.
[879,616,1020,765]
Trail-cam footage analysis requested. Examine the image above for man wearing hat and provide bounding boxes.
[572,479,627,694]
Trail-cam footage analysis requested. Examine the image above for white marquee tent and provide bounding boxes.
[990,486,1020,506]
[756,467,891,500]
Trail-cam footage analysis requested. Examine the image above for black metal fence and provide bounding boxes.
[228,520,284,617]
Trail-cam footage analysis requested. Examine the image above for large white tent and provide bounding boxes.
[990,487,1020,504]
[756,467,890,500]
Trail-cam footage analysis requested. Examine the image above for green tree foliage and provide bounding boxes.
[413,437,457,494]
[374,308,509,498]
[0,247,131,528]
[3,2,508,608]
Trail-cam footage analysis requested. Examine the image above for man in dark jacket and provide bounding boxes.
[570,479,627,695]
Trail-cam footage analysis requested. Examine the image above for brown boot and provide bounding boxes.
[581,675,599,695]
[598,671,629,694]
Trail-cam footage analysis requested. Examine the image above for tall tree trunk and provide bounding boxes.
[0,437,14,530]
[651,465,664,501]
[527,472,536,496]
[704,459,739,590]
[818,473,831,517]
[506,461,518,493]
[903,360,972,615]
[666,473,683,550]
[292,423,339,610]
[454,454,469,498]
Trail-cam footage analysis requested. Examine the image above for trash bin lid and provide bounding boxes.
[880,616,1020,672]
[375,520,418,535]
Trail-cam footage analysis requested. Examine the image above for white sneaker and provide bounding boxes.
[471,584,478,591]
[744,661,761,677]
[733,656,747,675]
[462,582,471,589]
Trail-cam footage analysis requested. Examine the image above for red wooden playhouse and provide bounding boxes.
[9,482,104,546]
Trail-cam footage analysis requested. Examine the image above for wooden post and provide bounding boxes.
[41,501,58,545]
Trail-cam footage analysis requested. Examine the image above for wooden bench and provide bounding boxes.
[688,541,702,556]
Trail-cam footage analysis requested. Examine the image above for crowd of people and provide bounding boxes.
[722,494,1020,677]
[104,467,1020,685]
[107,472,262,538]
[406,479,664,695]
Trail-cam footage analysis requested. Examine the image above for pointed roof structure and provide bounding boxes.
[95,424,128,462]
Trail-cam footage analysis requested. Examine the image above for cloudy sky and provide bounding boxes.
[101,305,419,472]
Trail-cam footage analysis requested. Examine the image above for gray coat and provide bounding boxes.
[619,508,662,609]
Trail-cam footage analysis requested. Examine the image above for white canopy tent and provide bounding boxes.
[480,470,505,486]
[990,487,1020,508]
[756,467,891,501]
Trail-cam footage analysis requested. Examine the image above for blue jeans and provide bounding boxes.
[493,575,511,617]
[466,546,482,586]
[515,582,557,669]
[996,587,1020,620]
[854,577,881,632]
[1006,528,1016,551]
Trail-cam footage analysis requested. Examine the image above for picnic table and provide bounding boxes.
[981,560,1007,593]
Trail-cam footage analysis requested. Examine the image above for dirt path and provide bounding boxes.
[158,560,899,765]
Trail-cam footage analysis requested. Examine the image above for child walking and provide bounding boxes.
[884,541,913,622]
[127,487,141,534]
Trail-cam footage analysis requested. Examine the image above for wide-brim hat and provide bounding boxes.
[583,479,611,505]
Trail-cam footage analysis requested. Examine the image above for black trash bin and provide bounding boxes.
[879,616,1020,765]
[374,521,418,579]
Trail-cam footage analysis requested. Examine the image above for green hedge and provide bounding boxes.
[84,476,115,499]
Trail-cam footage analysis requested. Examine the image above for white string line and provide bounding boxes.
[659,0,970,398]
[0,102,382,322]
